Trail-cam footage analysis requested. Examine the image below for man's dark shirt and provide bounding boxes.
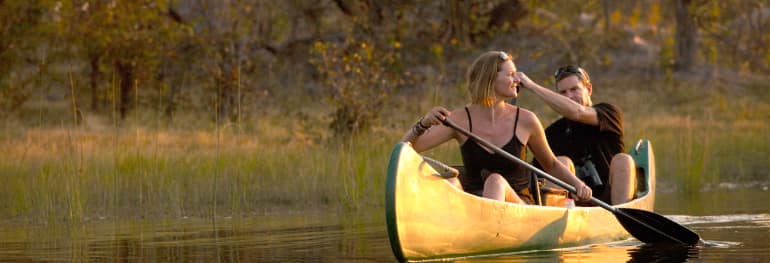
[535,103,625,196]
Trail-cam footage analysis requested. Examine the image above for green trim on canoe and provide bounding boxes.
[630,139,651,197]
[386,142,406,262]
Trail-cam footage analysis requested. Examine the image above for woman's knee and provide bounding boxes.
[484,173,507,188]
[483,173,522,203]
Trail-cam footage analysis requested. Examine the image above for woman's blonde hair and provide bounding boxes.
[466,51,511,107]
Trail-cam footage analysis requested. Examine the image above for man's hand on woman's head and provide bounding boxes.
[515,72,534,90]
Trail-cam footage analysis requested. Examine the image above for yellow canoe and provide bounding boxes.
[385,139,656,261]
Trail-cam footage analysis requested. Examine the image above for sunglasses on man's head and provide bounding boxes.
[553,65,583,80]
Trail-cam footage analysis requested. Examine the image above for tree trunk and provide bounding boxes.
[115,60,134,120]
[674,0,697,72]
[488,0,527,30]
[332,0,361,16]
[215,53,237,122]
[89,53,101,111]
[164,73,181,120]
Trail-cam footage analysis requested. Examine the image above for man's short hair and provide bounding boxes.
[554,65,591,84]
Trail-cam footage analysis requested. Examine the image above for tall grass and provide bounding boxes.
[0,118,396,222]
[0,76,767,222]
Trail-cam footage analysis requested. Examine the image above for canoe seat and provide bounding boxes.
[530,176,570,206]
[539,186,570,207]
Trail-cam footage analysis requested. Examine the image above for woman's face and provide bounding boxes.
[494,60,519,99]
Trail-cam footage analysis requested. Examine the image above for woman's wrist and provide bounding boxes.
[413,117,429,136]
[417,117,429,129]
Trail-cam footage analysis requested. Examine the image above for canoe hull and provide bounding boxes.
[386,140,656,261]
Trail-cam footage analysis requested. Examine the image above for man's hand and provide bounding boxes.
[516,72,535,90]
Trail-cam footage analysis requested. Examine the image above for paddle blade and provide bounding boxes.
[615,208,700,245]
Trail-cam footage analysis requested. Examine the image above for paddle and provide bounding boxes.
[441,118,701,245]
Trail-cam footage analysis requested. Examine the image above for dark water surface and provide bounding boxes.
[1,186,768,262]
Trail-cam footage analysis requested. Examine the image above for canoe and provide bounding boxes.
[385,139,656,261]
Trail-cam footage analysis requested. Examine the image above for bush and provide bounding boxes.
[310,37,406,136]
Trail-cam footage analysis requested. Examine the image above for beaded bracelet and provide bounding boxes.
[417,118,430,129]
[413,118,429,135]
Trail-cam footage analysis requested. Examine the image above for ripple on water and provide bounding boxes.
[700,239,742,248]
[666,213,770,225]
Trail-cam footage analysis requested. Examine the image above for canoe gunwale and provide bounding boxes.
[385,142,407,261]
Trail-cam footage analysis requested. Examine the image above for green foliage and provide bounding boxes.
[193,1,278,122]
[310,37,406,136]
[699,1,769,72]
[52,0,193,119]
[2,0,768,123]
[0,1,51,117]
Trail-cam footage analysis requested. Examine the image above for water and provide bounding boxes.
[0,186,768,262]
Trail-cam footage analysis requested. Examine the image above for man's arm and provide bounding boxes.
[518,73,599,125]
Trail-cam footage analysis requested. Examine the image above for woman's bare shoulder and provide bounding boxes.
[447,106,470,125]
[514,106,543,126]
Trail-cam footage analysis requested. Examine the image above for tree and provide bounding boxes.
[674,0,697,72]
[691,0,770,74]
[0,1,48,118]
[56,1,187,119]
[179,1,260,122]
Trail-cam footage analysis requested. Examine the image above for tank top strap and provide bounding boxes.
[513,106,520,134]
[464,107,472,132]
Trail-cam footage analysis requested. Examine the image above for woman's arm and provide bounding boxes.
[525,112,592,201]
[401,107,457,153]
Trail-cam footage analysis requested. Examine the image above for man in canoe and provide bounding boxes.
[518,66,636,205]
[401,51,592,204]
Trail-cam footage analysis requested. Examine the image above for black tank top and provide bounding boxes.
[459,106,530,197]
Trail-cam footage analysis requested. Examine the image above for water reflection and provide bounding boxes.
[0,214,762,262]
[0,214,393,262]
[0,188,769,261]
[0,213,762,262]
[626,243,699,263]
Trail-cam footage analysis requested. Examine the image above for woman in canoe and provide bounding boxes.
[401,51,592,204]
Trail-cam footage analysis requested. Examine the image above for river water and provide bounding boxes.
[1,185,768,262]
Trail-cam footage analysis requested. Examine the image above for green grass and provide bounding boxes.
[0,77,767,223]
[0,120,394,222]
